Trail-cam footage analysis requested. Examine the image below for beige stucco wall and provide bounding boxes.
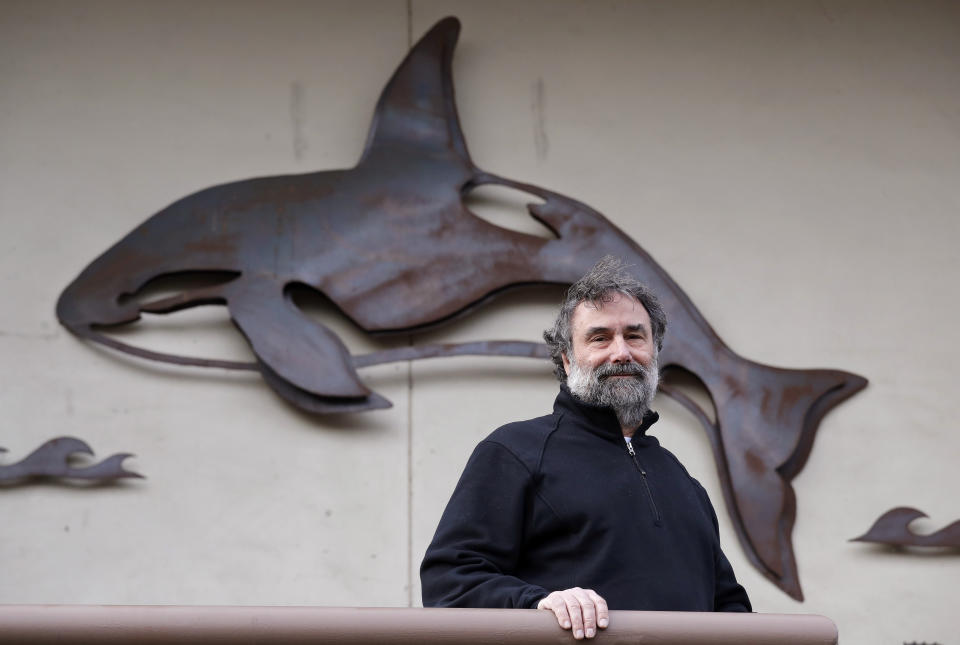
[2,1,958,643]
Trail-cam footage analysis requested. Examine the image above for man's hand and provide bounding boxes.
[536,587,609,640]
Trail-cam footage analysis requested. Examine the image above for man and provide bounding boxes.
[420,257,751,639]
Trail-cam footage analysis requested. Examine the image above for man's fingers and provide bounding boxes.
[572,587,597,638]
[540,592,572,630]
[562,592,585,639]
[551,597,572,631]
[539,588,608,639]
[586,589,609,629]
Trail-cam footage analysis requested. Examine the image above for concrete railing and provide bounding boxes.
[0,605,838,644]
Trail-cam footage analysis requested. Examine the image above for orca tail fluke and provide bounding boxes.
[662,355,867,600]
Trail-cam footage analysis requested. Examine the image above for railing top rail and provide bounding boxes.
[0,605,838,645]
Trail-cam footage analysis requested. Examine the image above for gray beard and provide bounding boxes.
[566,355,660,430]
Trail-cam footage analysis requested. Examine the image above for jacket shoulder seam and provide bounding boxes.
[532,413,566,525]
[535,412,563,474]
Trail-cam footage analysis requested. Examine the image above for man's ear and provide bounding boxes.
[561,352,571,376]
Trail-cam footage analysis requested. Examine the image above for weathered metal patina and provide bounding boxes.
[56,17,866,599]
[852,507,960,548]
[0,437,142,484]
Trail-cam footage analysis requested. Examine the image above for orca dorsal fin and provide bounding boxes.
[359,16,472,165]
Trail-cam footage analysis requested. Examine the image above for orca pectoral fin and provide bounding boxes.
[259,359,391,414]
[225,278,372,401]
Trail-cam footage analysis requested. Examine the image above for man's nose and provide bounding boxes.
[609,335,633,363]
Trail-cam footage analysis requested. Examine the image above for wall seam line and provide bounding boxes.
[405,1,415,610]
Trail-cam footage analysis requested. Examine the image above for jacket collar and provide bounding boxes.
[553,384,659,441]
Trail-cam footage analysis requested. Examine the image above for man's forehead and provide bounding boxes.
[575,292,644,312]
[572,294,649,325]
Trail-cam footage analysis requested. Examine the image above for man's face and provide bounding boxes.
[562,292,656,376]
[562,292,659,420]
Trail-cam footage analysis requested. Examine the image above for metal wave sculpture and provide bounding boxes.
[0,437,142,484]
[852,507,960,548]
[56,17,867,599]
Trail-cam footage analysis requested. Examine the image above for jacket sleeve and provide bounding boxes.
[702,490,752,612]
[420,440,549,609]
[713,546,752,612]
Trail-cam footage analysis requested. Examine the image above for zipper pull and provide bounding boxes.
[626,441,647,475]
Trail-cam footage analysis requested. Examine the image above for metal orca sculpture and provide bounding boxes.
[57,17,866,599]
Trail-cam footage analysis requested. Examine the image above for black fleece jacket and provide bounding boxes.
[420,386,751,612]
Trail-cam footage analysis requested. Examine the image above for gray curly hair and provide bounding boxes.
[543,256,667,383]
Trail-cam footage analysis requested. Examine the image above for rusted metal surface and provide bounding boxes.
[55,17,866,599]
[0,437,142,484]
[0,605,839,645]
[851,507,960,548]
